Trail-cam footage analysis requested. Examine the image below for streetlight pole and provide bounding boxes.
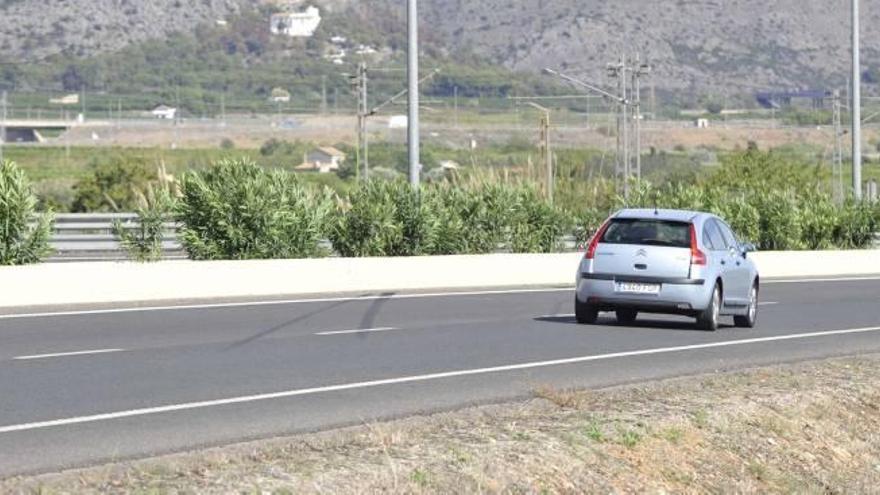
[852,0,863,199]
[620,54,629,199]
[407,0,420,188]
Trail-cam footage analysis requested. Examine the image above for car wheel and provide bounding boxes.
[615,309,638,325]
[696,283,721,331]
[575,297,599,324]
[734,283,758,328]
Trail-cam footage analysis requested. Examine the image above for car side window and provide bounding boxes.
[716,221,739,250]
[702,226,716,250]
[705,221,727,251]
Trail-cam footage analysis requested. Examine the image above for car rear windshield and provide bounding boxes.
[600,219,691,248]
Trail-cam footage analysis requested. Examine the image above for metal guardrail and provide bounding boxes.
[50,213,184,262]
[46,213,880,262]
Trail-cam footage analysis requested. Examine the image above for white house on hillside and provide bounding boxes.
[151,105,177,120]
[295,146,346,173]
[270,6,321,37]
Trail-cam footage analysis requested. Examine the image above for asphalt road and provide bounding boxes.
[2,277,880,477]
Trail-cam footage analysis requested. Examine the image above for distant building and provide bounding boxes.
[295,146,346,173]
[49,94,79,105]
[355,44,377,55]
[695,118,710,129]
[388,115,408,129]
[270,87,291,103]
[151,105,177,120]
[270,6,321,37]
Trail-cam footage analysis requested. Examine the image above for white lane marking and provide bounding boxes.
[759,302,779,306]
[0,275,878,321]
[0,288,572,321]
[13,349,124,361]
[765,276,880,284]
[2,325,880,434]
[315,327,397,336]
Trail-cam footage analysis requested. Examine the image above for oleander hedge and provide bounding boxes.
[0,160,53,265]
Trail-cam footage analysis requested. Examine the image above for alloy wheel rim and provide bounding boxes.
[748,287,757,322]
[712,289,720,325]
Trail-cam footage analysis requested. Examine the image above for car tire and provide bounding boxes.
[734,283,759,328]
[696,283,721,331]
[615,309,638,325]
[575,297,599,324]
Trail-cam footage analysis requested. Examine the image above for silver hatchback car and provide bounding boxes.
[575,209,760,330]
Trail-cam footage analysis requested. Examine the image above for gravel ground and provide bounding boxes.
[4,354,880,494]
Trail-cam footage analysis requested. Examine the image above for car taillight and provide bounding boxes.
[689,224,706,265]
[585,220,611,260]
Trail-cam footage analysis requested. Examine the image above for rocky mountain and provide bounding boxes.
[1,0,878,100]
[0,0,258,61]
[416,0,880,99]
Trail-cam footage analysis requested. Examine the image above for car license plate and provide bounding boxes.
[615,282,661,295]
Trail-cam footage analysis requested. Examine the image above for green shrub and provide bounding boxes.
[112,184,175,262]
[72,156,155,212]
[176,159,332,260]
[331,182,570,257]
[423,184,511,255]
[834,200,879,249]
[711,197,761,245]
[750,190,803,250]
[508,186,571,253]
[329,180,429,257]
[0,161,54,265]
[34,179,76,213]
[798,193,839,250]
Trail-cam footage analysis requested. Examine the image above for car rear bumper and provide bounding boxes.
[576,273,712,316]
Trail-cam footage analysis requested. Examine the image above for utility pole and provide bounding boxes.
[220,92,226,127]
[545,62,649,201]
[174,84,181,150]
[852,0,863,199]
[633,55,652,181]
[321,75,328,115]
[632,54,641,181]
[0,90,6,164]
[453,85,459,129]
[360,64,369,179]
[526,102,553,204]
[611,55,630,199]
[407,0,420,188]
[350,62,371,180]
[833,90,844,204]
[351,62,365,181]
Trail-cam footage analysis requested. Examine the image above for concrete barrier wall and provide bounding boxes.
[1,250,878,309]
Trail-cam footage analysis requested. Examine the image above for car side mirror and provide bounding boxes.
[741,243,756,257]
